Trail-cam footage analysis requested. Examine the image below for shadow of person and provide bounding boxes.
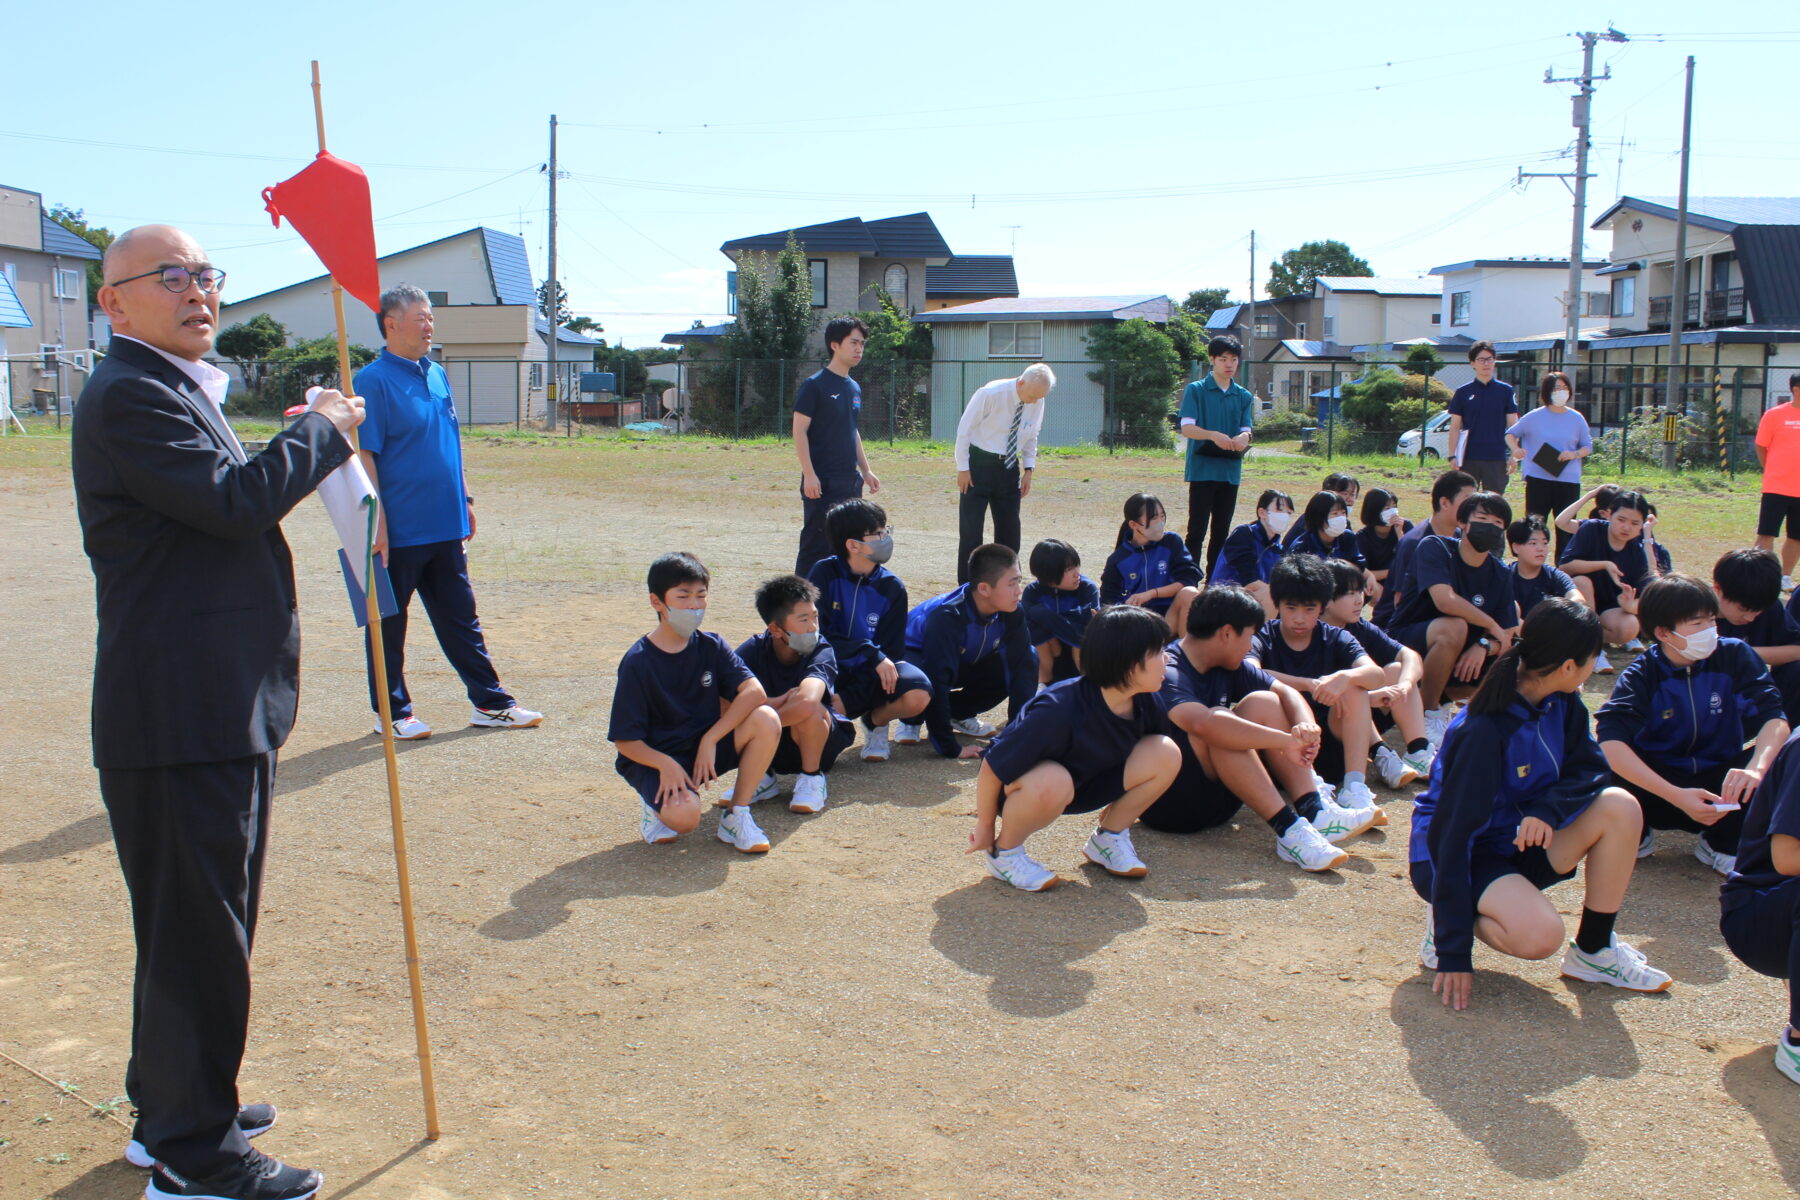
[929,878,1147,1019]
[1127,821,1363,904]
[275,726,484,792]
[1721,1044,1800,1192]
[48,1158,143,1198]
[1617,854,1735,985]
[1389,970,1641,1180]
[0,811,111,864]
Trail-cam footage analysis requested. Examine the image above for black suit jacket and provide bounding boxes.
[71,337,353,769]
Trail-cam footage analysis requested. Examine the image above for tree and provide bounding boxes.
[1086,318,1182,448]
[1338,366,1406,430]
[537,280,571,325]
[1164,306,1212,371]
[1181,287,1233,324]
[566,314,603,335]
[215,313,289,397]
[842,287,934,437]
[1266,240,1372,299]
[48,205,114,302]
[1402,342,1444,379]
[723,234,816,362]
[263,335,377,414]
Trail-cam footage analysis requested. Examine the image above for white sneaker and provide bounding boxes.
[953,715,997,739]
[1310,773,1338,807]
[1784,575,1795,594]
[1775,1029,1800,1086]
[1082,827,1148,878]
[723,772,779,805]
[1275,819,1349,872]
[1422,708,1451,747]
[1375,745,1421,790]
[471,704,545,728]
[1559,936,1672,992]
[1401,747,1435,783]
[1623,638,1646,653]
[893,721,924,745]
[985,845,1060,891]
[640,801,679,845]
[1694,839,1737,876]
[376,714,432,740]
[1338,778,1386,827]
[1595,656,1617,675]
[717,806,770,853]
[1310,798,1378,844]
[789,773,828,814]
[861,723,891,761]
[1637,828,1657,859]
[1419,909,1439,970]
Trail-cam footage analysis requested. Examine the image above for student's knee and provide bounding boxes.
[1236,690,1282,726]
[661,792,703,834]
[1594,786,1644,834]
[1428,618,1468,648]
[1514,916,1567,961]
[899,688,930,717]
[1013,764,1075,809]
[743,704,780,744]
[1140,734,1181,781]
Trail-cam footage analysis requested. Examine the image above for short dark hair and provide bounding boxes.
[1188,585,1267,638]
[1323,472,1359,498]
[1299,489,1346,535]
[1468,340,1497,362]
[1270,553,1333,608]
[1790,371,1800,392]
[1638,573,1719,642]
[1431,469,1477,513]
[647,551,709,600]
[1081,605,1174,690]
[967,543,1019,589]
[1207,334,1243,359]
[1359,487,1397,530]
[1713,548,1782,613]
[754,574,818,626]
[1507,515,1551,547]
[826,498,887,563]
[1468,599,1601,716]
[1325,558,1366,600]
[1027,538,1081,586]
[1610,490,1651,518]
[1457,491,1513,526]
[825,316,869,354]
[1255,488,1294,514]
[1539,371,1573,404]
[1588,484,1622,519]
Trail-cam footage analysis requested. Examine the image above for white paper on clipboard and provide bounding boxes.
[306,387,381,590]
[1454,430,1468,463]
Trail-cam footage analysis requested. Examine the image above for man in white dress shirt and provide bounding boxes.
[953,363,1054,584]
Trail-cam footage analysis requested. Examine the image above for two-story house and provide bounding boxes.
[1430,256,1609,344]
[0,184,102,416]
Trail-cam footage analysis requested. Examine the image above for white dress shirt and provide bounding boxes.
[115,335,246,459]
[954,377,1044,471]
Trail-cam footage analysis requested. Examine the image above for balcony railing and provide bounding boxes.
[1649,294,1700,329]
[1649,289,1747,329]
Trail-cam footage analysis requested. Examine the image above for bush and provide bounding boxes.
[1398,374,1453,404]
[1254,409,1308,439]
[1085,318,1183,449]
[1390,398,1445,434]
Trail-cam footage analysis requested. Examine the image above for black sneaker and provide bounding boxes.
[147,1149,321,1200]
[126,1104,279,1168]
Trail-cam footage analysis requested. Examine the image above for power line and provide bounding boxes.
[0,128,519,173]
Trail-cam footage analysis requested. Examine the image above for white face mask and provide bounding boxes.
[1550,389,1571,406]
[666,607,705,637]
[1324,514,1350,537]
[1677,626,1719,660]
[1143,517,1167,540]
[1265,510,1293,536]
[1380,506,1400,526]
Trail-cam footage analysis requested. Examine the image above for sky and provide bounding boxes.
[5,1,1797,350]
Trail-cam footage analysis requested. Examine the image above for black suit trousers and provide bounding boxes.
[957,448,1022,584]
[101,753,274,1176]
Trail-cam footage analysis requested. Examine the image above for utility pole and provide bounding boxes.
[1664,56,1696,471]
[546,114,560,432]
[1245,231,1256,402]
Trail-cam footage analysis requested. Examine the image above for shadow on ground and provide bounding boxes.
[0,811,110,864]
[1721,1045,1800,1194]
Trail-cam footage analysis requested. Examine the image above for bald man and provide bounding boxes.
[72,225,363,1200]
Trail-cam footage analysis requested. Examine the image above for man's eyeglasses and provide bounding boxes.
[108,266,227,295]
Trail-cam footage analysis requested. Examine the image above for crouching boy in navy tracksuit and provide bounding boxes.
[901,543,1038,758]
[807,499,931,764]
[609,552,781,852]
[1022,538,1101,688]
[1101,492,1202,638]
[1414,599,1671,1010]
[1714,548,1800,726]
[971,605,1181,892]
[732,574,857,816]
[1597,573,1790,876]
[1719,726,1800,1089]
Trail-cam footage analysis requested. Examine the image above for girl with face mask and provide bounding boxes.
[1100,492,1203,637]
[1284,489,1369,571]
[1356,487,1413,588]
[1207,488,1293,616]
[1507,371,1593,559]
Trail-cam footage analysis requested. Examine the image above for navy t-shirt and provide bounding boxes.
[1338,618,1403,668]
[608,632,754,766]
[1719,606,1800,650]
[983,677,1168,787]
[1510,561,1578,618]
[1357,522,1412,576]
[1394,534,1519,631]
[1723,729,1800,904]
[1558,518,1653,588]
[1250,619,1366,680]
[1448,377,1519,461]
[794,367,862,483]
[734,631,838,697]
[1161,644,1274,711]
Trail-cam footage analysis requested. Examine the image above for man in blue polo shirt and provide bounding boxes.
[1447,341,1518,494]
[354,284,543,739]
[794,316,880,574]
[1179,333,1256,579]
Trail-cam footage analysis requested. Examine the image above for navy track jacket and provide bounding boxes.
[807,556,909,675]
[905,584,1037,757]
[1594,639,1784,775]
[1022,576,1101,648]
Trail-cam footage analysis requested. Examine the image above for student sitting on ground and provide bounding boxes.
[1100,492,1202,638]
[1596,573,1790,876]
[969,605,1181,892]
[1508,515,1585,620]
[1323,559,1434,790]
[1356,487,1412,593]
[1248,555,1386,820]
[1208,488,1292,615]
[731,574,858,815]
[806,499,932,763]
[1283,488,1369,577]
[1715,548,1800,724]
[609,552,782,852]
[1141,585,1365,872]
[1414,598,1672,1010]
[1324,471,1360,510]
[1388,491,1520,749]
[902,543,1038,759]
[1022,538,1101,689]
[1719,725,1800,1089]
[1374,469,1476,629]
[1558,489,1658,660]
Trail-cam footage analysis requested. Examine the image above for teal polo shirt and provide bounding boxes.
[1178,373,1255,483]
[353,349,470,548]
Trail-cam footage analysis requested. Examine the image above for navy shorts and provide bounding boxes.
[992,761,1129,817]
[836,659,931,721]
[617,739,742,810]
[1409,845,1576,904]
[769,712,856,775]
[1139,745,1243,833]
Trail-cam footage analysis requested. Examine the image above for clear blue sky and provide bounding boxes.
[6,1,1796,349]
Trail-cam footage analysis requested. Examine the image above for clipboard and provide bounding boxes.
[340,549,398,628]
[1530,441,1566,477]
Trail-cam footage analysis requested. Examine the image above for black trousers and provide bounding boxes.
[796,475,863,576]
[100,753,274,1176]
[365,539,512,718]
[1187,480,1239,579]
[1721,878,1800,1029]
[957,448,1022,584]
[1523,476,1581,559]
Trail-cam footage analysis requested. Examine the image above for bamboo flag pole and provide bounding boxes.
[310,59,441,1141]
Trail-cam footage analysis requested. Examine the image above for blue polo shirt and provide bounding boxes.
[1178,373,1255,484]
[354,349,469,548]
[794,367,861,485]
[1448,377,1518,462]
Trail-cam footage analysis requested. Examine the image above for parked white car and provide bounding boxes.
[1395,410,1453,459]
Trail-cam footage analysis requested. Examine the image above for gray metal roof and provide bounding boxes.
[1733,225,1800,326]
[1274,339,1355,359]
[1430,256,1604,275]
[1591,195,1800,233]
[926,255,1018,298]
[721,212,952,263]
[1205,303,1243,331]
[534,314,603,347]
[40,216,103,261]
[915,294,1172,324]
[0,272,30,328]
[663,321,733,344]
[481,228,536,306]
[1315,275,1438,297]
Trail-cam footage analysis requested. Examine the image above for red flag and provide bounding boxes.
[263,152,381,313]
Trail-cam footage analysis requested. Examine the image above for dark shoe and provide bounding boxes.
[146,1148,319,1200]
[126,1104,278,1168]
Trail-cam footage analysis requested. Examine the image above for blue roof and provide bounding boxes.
[926,255,1018,298]
[1205,303,1243,331]
[1592,195,1800,234]
[722,212,952,263]
[663,321,733,344]
[0,273,31,328]
[40,216,103,261]
[534,314,603,346]
[480,228,535,306]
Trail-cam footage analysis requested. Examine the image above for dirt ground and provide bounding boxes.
[2,431,1796,1200]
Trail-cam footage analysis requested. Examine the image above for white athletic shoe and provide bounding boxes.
[953,715,997,739]
[1637,828,1657,859]
[1775,1029,1800,1087]
[1310,774,1339,807]
[1422,708,1451,747]
[985,845,1060,891]
[1275,819,1349,872]
[1082,827,1149,878]
[723,773,780,805]
[376,714,432,740]
[717,806,770,853]
[1419,909,1439,970]
[789,773,828,814]
[1402,747,1435,783]
[1595,656,1617,675]
[861,724,891,761]
[1559,936,1672,992]
[893,721,924,745]
[1338,778,1386,827]
[1375,745,1422,790]
[1623,638,1646,654]
[471,704,545,728]
[1694,839,1737,876]
[640,802,679,845]
[1310,798,1378,844]
[1785,576,1796,594]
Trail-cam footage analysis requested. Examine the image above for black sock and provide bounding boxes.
[1575,908,1618,954]
[803,770,822,778]
[1407,738,1430,755]
[1292,791,1323,821]
[1266,808,1300,836]
[1785,1027,1800,1047]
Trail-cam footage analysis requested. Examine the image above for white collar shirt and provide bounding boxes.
[952,377,1045,471]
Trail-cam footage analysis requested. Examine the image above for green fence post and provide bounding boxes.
[734,359,742,439]
[1106,361,1116,454]
[889,361,897,445]
[777,360,787,440]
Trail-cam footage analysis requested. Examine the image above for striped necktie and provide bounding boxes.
[1004,401,1023,469]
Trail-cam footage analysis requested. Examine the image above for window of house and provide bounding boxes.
[1712,253,1736,291]
[1295,322,1306,340]
[883,263,907,299]
[427,290,448,306]
[1,262,15,284]
[1610,276,1636,318]
[1582,291,1610,317]
[726,271,737,316]
[1450,291,1471,326]
[809,259,827,308]
[1431,312,1441,326]
[988,321,1043,358]
[1322,316,1335,339]
[529,363,544,389]
[54,268,81,299]
[1253,312,1279,339]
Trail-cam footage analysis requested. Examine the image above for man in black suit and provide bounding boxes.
[72,225,364,1200]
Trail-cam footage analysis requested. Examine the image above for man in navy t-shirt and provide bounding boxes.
[1447,341,1518,494]
[794,316,880,574]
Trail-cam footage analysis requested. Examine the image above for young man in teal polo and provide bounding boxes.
[1179,334,1255,580]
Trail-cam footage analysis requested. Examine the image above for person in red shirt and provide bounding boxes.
[1755,373,1800,590]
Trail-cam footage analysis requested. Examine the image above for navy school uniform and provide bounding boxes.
[1100,532,1201,616]
[1283,523,1366,568]
[982,676,1172,816]
[1356,521,1413,578]
[1250,618,1370,783]
[1595,638,1784,852]
[1140,645,1276,833]
[1209,519,1285,587]
[1557,518,1653,612]
[1338,617,1406,736]
[1510,560,1579,620]
[1411,692,1610,973]
[1390,535,1519,654]
[904,584,1038,758]
[608,631,754,809]
[806,555,931,721]
[1720,607,1800,726]
[1022,575,1102,648]
[735,631,856,775]
[1720,728,1800,1030]
[1373,520,1434,629]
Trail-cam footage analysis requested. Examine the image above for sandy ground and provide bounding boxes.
[2,432,1796,1200]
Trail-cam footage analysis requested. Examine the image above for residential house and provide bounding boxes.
[0,184,102,415]
[1430,256,1609,346]
[924,255,1019,310]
